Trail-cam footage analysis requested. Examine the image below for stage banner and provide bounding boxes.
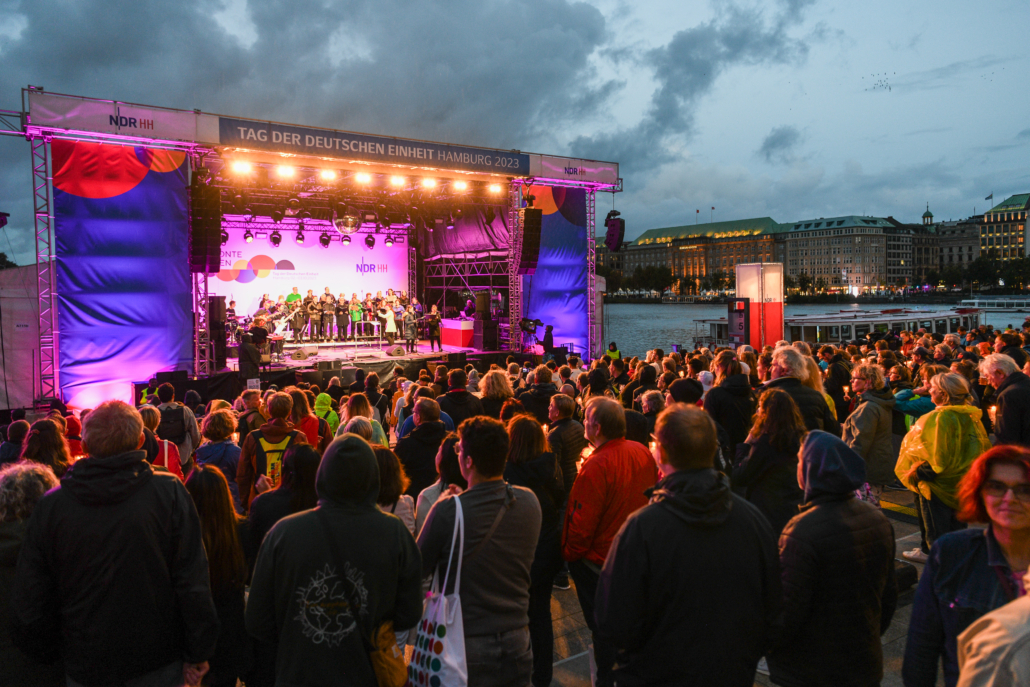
[522,186,589,359]
[211,229,410,315]
[52,140,192,408]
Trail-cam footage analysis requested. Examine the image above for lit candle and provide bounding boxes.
[989,406,997,424]
[542,424,549,434]
[843,385,850,396]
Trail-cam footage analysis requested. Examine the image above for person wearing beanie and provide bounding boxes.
[247,435,423,686]
[666,378,704,406]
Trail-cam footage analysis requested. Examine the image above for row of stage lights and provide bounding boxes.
[232,227,396,249]
[228,160,504,195]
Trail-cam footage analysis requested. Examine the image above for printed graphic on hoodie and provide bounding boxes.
[294,562,368,646]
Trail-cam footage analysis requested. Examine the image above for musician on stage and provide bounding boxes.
[348,297,363,340]
[226,300,237,321]
[306,296,322,342]
[250,318,269,347]
[403,305,418,353]
[321,294,335,341]
[426,304,442,352]
[290,300,306,343]
[463,299,476,318]
[285,286,302,304]
[335,294,348,342]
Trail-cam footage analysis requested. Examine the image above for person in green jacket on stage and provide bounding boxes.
[313,393,340,435]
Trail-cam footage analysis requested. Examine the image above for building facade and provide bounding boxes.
[594,240,629,273]
[884,223,914,286]
[937,216,980,270]
[622,217,787,293]
[784,216,891,290]
[980,193,1029,261]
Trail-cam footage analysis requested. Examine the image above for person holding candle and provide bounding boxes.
[979,353,1030,449]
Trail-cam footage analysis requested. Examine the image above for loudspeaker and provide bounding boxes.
[386,345,406,356]
[317,360,342,371]
[298,370,323,386]
[446,352,466,367]
[518,208,542,275]
[189,180,221,274]
[475,291,491,319]
[473,320,498,350]
[604,216,625,253]
[156,370,188,384]
[208,295,226,321]
[291,350,309,360]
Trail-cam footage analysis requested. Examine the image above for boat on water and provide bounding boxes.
[695,307,981,347]
[960,297,1030,313]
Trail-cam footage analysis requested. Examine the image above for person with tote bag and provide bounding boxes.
[417,417,542,687]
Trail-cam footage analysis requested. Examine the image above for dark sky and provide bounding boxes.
[1,0,1027,263]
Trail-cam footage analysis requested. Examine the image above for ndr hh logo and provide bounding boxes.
[357,258,388,274]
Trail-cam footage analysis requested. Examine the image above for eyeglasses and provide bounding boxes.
[982,480,1030,502]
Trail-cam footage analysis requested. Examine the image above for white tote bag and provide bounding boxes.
[409,496,467,687]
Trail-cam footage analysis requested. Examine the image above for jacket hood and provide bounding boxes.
[649,468,733,527]
[316,434,380,508]
[314,393,333,413]
[860,385,896,409]
[529,383,557,398]
[410,420,447,444]
[61,450,154,506]
[257,418,299,443]
[445,389,477,405]
[0,519,28,567]
[720,373,754,397]
[800,430,866,502]
[65,415,82,438]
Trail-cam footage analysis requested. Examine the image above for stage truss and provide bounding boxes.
[508,181,525,352]
[31,135,58,404]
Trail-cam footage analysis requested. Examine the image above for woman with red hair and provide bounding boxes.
[903,445,1030,687]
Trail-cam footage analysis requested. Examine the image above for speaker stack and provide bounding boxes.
[190,178,222,275]
[518,208,542,275]
[473,320,497,350]
[208,295,227,370]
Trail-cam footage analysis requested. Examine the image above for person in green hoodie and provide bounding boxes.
[246,435,423,687]
[313,393,340,435]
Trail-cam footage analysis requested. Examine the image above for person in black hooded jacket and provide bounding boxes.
[503,416,565,687]
[517,365,559,424]
[12,401,219,687]
[246,434,423,687]
[629,365,659,412]
[595,404,782,687]
[437,368,484,426]
[394,398,450,498]
[704,350,756,467]
[768,430,897,687]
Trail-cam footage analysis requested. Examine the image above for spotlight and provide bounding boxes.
[365,234,376,248]
[244,229,254,243]
[231,161,252,174]
[422,178,437,189]
[453,180,468,191]
[390,176,405,187]
[380,212,392,228]
[489,184,502,193]
[220,229,229,245]
[270,231,282,246]
[355,172,372,184]
[384,236,394,247]
[278,165,295,178]
[296,230,305,244]
[342,235,351,245]
[319,232,331,248]
[243,206,254,220]
[362,210,379,226]
[233,192,244,208]
[320,170,337,181]
[271,210,284,223]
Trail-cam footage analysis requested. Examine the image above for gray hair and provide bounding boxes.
[944,334,961,349]
[772,347,808,380]
[792,341,813,357]
[343,417,373,442]
[979,353,1019,379]
[82,400,144,458]
[641,390,665,414]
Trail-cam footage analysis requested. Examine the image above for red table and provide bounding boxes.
[441,318,474,348]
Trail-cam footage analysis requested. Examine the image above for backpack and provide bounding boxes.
[159,405,188,445]
[252,429,300,488]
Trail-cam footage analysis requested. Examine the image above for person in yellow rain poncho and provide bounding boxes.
[896,372,992,564]
[313,393,340,435]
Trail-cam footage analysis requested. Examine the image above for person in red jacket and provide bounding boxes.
[562,396,659,686]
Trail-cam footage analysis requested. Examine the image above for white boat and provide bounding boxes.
[960,298,1030,313]
[695,307,981,347]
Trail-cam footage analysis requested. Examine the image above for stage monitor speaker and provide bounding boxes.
[291,350,309,360]
[156,370,189,384]
[298,370,323,386]
[386,345,406,356]
[446,352,467,367]
[518,208,543,275]
[604,216,625,253]
[317,360,341,371]
[189,181,222,274]
[475,291,491,319]
[473,320,498,351]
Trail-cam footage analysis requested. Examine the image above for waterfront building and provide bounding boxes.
[783,216,891,291]
[937,216,980,269]
[979,193,1029,261]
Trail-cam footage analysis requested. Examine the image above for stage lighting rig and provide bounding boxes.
[355,172,372,184]
[453,181,468,192]
[519,317,543,334]
[320,170,337,181]
[384,236,394,247]
[231,161,252,174]
[270,230,282,246]
[319,232,331,248]
[489,184,502,194]
[271,210,284,223]
[296,229,305,244]
[423,178,436,189]
[365,234,376,248]
[362,210,379,226]
[342,235,351,245]
[244,229,254,243]
[220,229,229,245]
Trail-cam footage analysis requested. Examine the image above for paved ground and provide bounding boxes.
[548,487,947,687]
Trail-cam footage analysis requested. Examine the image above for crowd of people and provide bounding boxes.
[2,319,1030,686]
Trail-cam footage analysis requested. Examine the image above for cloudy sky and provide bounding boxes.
[1,0,1027,263]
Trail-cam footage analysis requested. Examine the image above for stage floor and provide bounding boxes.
[227,339,491,373]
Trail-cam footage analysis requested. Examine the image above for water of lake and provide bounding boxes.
[603,302,1025,359]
